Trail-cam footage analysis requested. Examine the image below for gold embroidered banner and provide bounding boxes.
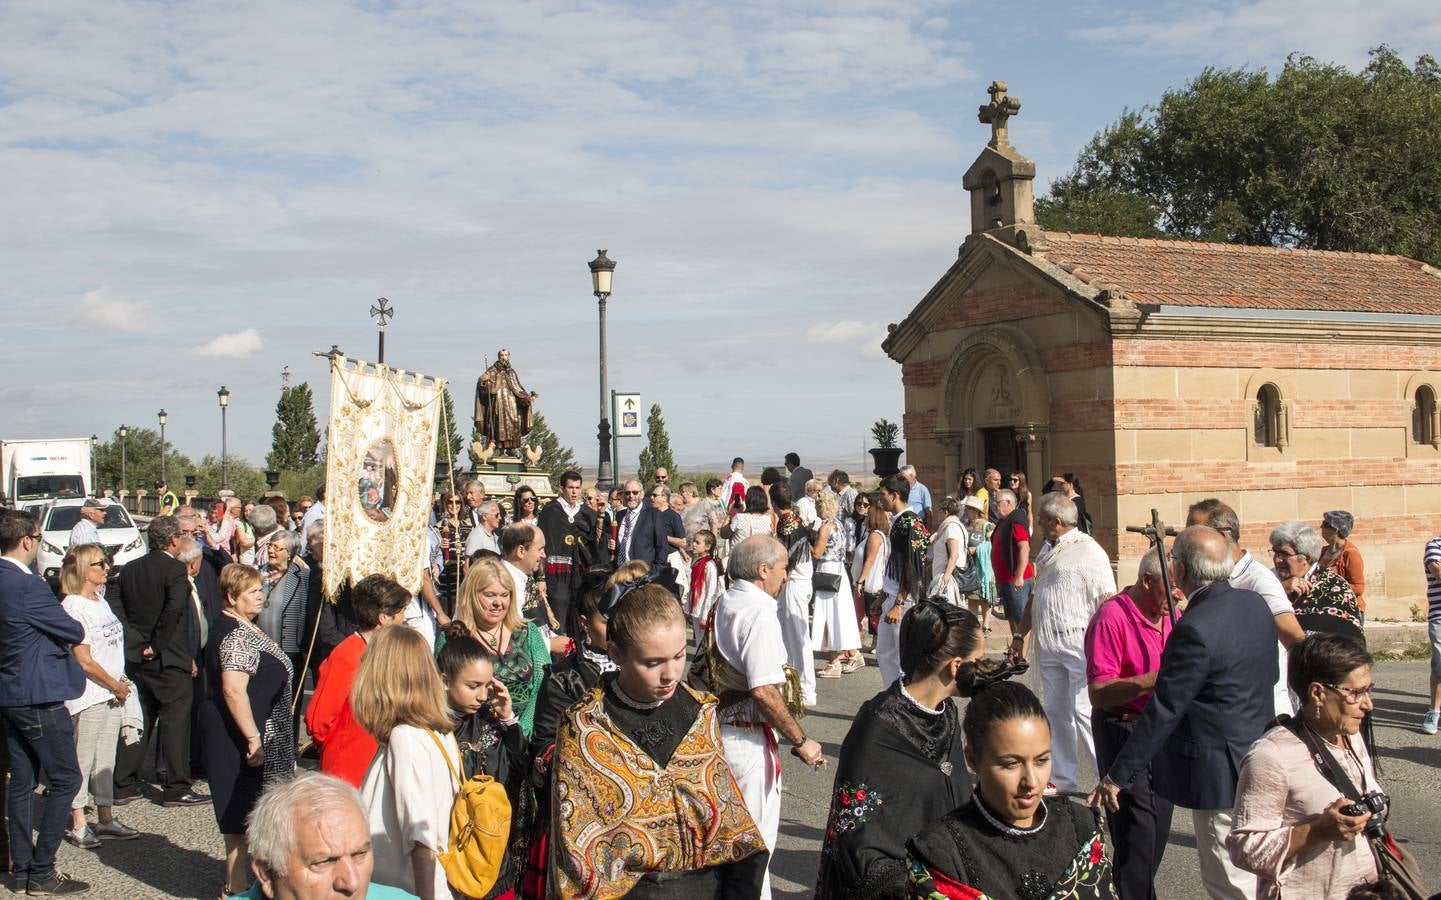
[322,355,444,600]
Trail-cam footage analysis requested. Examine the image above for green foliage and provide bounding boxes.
[521,413,580,483]
[870,419,899,449]
[1035,47,1441,264]
[636,404,677,489]
[437,387,463,474]
[268,383,321,471]
[96,427,194,495]
[191,455,268,500]
[467,422,486,471]
[277,464,327,503]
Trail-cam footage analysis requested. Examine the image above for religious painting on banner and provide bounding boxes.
[322,354,443,600]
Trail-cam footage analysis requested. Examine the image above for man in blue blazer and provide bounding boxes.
[0,510,89,895]
[1091,525,1272,900]
[614,480,671,569]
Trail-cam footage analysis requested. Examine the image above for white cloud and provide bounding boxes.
[807,320,885,343]
[192,329,262,359]
[68,287,153,333]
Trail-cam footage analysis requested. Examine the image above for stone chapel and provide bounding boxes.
[883,80,1441,618]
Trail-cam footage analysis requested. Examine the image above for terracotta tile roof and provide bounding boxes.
[1039,233,1441,315]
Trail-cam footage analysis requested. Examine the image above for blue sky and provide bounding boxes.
[4,0,1438,473]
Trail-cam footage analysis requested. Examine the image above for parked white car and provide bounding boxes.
[37,499,146,589]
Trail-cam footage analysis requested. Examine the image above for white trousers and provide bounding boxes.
[1037,641,1095,792]
[779,579,816,704]
[721,724,781,900]
[810,562,861,653]
[876,595,909,688]
[1193,809,1259,899]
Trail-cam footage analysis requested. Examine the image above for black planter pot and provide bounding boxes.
[869,447,903,479]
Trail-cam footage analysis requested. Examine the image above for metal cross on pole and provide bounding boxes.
[1125,509,1180,628]
[370,297,393,364]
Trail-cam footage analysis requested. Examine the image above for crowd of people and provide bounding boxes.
[0,449,1429,900]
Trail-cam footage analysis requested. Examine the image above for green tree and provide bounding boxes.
[192,454,268,500]
[636,404,676,489]
[95,427,194,495]
[1035,47,1441,265]
[521,413,579,483]
[436,386,463,474]
[268,383,322,471]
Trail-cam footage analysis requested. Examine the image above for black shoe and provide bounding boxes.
[8,877,26,895]
[110,787,142,806]
[161,790,209,807]
[26,872,89,895]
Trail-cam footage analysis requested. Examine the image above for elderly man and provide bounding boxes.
[981,467,1003,523]
[827,470,857,518]
[249,504,281,575]
[68,498,107,550]
[1084,549,1176,900]
[233,770,416,899]
[1010,492,1116,792]
[990,489,1034,641]
[462,500,502,556]
[713,535,824,900]
[794,479,824,532]
[1090,527,1274,900]
[1186,499,1303,717]
[614,480,671,569]
[900,464,932,523]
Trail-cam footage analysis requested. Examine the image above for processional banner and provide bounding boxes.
[323,354,444,600]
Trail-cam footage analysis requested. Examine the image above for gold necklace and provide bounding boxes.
[478,623,505,651]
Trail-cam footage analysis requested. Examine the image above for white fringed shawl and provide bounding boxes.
[1031,528,1117,652]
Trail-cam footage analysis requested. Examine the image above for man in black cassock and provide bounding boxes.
[536,470,586,635]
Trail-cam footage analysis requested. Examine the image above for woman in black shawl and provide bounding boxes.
[816,601,987,899]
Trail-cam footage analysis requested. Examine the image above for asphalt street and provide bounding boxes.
[31,653,1441,899]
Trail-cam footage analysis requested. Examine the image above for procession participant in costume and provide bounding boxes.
[550,584,769,899]
[905,682,1117,899]
[438,624,529,900]
[768,482,818,706]
[877,474,928,687]
[817,601,987,899]
[686,530,723,644]
[474,349,538,454]
[536,471,586,636]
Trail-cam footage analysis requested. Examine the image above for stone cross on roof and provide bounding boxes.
[978,80,1021,148]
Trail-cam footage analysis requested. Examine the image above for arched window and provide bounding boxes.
[1415,385,1439,446]
[1254,384,1283,448]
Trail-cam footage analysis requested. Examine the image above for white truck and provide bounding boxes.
[0,438,92,506]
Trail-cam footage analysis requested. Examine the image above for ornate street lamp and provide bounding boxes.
[89,435,97,496]
[185,473,197,491]
[118,425,128,494]
[157,409,168,486]
[588,249,617,489]
[217,386,231,490]
[265,470,280,491]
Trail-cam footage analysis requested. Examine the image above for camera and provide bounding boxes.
[1340,791,1389,838]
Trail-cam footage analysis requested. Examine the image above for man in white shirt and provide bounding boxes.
[713,535,824,900]
[462,501,502,556]
[1010,493,1117,791]
[68,499,106,549]
[721,457,748,510]
[1186,499,1303,716]
[298,485,325,537]
[794,479,823,533]
[500,522,546,623]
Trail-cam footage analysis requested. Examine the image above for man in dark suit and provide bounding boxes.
[1090,525,1271,900]
[784,452,813,502]
[0,510,91,895]
[113,515,208,807]
[614,479,671,570]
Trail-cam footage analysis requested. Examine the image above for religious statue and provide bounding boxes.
[474,348,538,455]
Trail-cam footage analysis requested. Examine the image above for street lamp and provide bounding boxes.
[157,409,168,487]
[217,386,231,491]
[185,473,197,491]
[89,435,97,496]
[118,425,128,494]
[588,249,617,489]
[265,470,280,492]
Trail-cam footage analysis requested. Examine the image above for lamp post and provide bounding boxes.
[118,425,128,494]
[89,435,97,496]
[588,249,617,489]
[217,386,231,491]
[157,409,168,487]
[265,470,280,493]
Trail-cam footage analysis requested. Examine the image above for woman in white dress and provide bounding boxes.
[814,492,863,678]
[927,496,968,605]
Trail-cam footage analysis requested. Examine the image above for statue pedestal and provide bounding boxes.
[471,456,554,513]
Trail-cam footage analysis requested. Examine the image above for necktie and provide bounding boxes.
[618,511,635,563]
[190,577,208,650]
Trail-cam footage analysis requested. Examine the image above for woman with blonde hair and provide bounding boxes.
[58,544,139,849]
[451,557,549,738]
[355,625,459,900]
[814,490,863,678]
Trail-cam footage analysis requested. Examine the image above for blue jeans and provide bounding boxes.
[997,579,1031,622]
[2,702,81,882]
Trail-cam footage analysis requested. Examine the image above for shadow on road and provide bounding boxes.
[95,832,220,899]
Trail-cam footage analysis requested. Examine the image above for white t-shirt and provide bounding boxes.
[61,594,126,715]
[1229,551,1294,716]
[795,496,820,531]
[713,580,788,723]
[463,526,499,557]
[930,518,967,581]
[361,724,460,898]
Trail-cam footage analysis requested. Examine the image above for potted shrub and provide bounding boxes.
[868,419,903,478]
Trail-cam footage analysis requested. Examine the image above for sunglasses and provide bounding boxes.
[90,561,109,569]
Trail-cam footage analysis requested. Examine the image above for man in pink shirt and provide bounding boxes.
[1084,548,1177,900]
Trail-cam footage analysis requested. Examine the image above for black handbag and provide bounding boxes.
[951,554,982,596]
[813,570,843,593]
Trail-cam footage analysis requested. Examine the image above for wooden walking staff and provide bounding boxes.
[1125,509,1180,628]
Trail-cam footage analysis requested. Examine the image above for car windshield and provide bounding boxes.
[45,505,135,532]
[15,475,84,500]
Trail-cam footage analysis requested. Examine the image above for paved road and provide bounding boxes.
[36,653,1441,898]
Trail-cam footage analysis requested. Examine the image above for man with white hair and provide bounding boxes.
[248,503,281,578]
[68,498,107,550]
[1009,492,1116,791]
[234,770,416,898]
[713,535,823,900]
[794,479,824,532]
[461,500,501,556]
[900,464,932,523]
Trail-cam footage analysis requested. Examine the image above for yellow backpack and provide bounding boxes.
[425,729,512,898]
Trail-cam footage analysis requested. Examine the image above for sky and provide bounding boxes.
[4,0,1439,473]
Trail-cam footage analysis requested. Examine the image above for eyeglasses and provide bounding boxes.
[625,490,642,496]
[651,492,666,498]
[1271,549,1302,561]
[521,497,536,504]
[446,501,462,507]
[655,475,668,482]
[1324,683,1374,704]
[89,561,109,569]
[26,533,41,541]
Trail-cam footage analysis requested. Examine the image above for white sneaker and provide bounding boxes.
[1423,709,1440,735]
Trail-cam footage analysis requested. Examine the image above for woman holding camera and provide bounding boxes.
[1227,634,1382,897]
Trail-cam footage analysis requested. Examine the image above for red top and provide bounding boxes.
[989,520,1035,582]
[304,632,376,787]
